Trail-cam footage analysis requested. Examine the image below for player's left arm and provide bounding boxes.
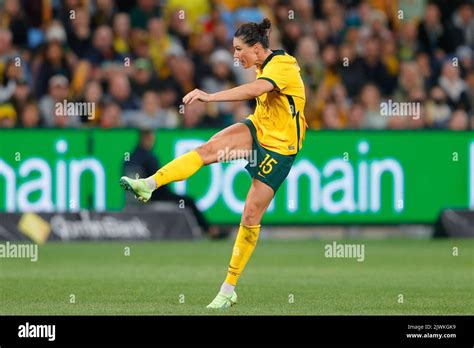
[182,79,274,104]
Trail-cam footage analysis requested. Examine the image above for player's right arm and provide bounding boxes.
[182,79,274,104]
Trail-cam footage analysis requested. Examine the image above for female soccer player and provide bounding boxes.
[120,18,307,309]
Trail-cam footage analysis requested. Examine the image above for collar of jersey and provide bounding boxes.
[260,49,286,70]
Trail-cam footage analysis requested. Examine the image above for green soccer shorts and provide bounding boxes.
[242,119,297,193]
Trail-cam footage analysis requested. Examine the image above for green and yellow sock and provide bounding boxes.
[225,224,261,286]
[151,150,204,189]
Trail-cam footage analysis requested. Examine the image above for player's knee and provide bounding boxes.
[195,142,216,165]
[242,202,263,225]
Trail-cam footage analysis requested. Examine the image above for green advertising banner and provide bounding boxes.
[0,129,472,224]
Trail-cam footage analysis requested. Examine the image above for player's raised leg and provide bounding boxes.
[120,123,252,202]
[207,178,274,308]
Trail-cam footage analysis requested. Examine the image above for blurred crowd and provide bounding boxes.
[0,0,473,130]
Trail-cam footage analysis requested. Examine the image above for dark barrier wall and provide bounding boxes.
[0,207,201,242]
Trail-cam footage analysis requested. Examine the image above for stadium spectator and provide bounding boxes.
[295,36,320,90]
[100,101,123,128]
[147,17,181,80]
[92,0,116,29]
[338,42,365,98]
[438,60,471,112]
[361,37,393,95]
[130,58,160,98]
[182,100,220,128]
[0,0,28,48]
[426,86,452,128]
[346,102,365,130]
[0,0,471,130]
[360,83,387,129]
[80,79,103,124]
[167,56,197,104]
[398,0,427,22]
[321,102,343,129]
[0,29,15,65]
[0,103,16,127]
[85,25,123,67]
[112,12,131,56]
[407,88,427,129]
[123,90,178,129]
[394,61,424,102]
[417,3,445,57]
[449,108,469,130]
[398,20,420,61]
[39,75,79,127]
[20,101,42,128]
[0,59,18,104]
[105,73,140,111]
[466,70,474,109]
[415,52,436,91]
[445,2,474,52]
[45,20,68,46]
[202,49,237,122]
[35,41,72,98]
[66,7,92,59]
[130,0,162,30]
[11,78,33,117]
[387,114,407,130]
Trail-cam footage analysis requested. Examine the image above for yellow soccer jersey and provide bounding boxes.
[248,50,307,155]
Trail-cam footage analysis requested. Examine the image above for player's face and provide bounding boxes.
[233,37,257,69]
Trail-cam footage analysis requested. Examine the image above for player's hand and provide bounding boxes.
[182,89,213,104]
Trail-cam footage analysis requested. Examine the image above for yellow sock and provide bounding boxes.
[152,150,204,188]
[225,224,261,286]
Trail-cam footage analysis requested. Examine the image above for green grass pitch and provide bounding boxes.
[1,239,473,315]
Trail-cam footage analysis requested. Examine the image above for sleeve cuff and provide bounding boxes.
[258,77,279,90]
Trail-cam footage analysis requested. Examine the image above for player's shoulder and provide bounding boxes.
[265,50,299,70]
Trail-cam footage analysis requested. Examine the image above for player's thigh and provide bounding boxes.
[241,178,274,226]
[196,123,253,164]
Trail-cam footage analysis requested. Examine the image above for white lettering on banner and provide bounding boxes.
[56,140,67,212]
[51,211,150,240]
[5,138,473,215]
[286,159,321,213]
[286,142,403,214]
[322,159,357,214]
[175,139,404,214]
[0,140,106,212]
[17,159,53,212]
[0,159,16,212]
[174,140,404,215]
[222,161,247,212]
[370,159,404,213]
[69,159,105,211]
[358,142,369,212]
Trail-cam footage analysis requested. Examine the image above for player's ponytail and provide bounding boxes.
[234,18,271,49]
